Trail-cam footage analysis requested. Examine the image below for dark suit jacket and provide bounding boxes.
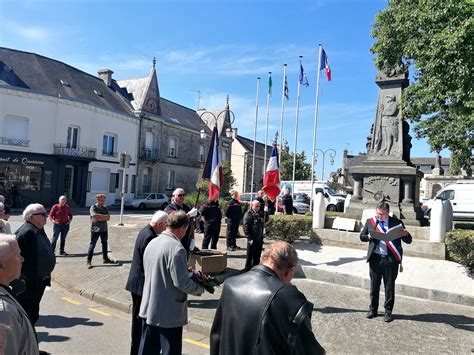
[12,222,54,296]
[125,224,158,296]
[360,215,412,263]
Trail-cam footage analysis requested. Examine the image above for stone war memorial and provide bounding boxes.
[345,67,427,226]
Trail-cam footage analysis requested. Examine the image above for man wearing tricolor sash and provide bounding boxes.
[360,201,412,323]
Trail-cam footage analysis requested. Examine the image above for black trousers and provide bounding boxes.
[139,323,182,355]
[16,280,47,325]
[202,224,220,249]
[130,293,142,355]
[245,237,263,270]
[226,222,239,248]
[369,253,399,313]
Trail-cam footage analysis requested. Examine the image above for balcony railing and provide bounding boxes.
[1,137,29,147]
[102,150,118,158]
[140,148,160,161]
[53,144,97,159]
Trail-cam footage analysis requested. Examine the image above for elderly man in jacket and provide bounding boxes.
[210,241,325,355]
[0,234,39,355]
[11,203,55,325]
[139,211,204,355]
[125,210,168,355]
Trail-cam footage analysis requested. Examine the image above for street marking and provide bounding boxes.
[88,308,111,317]
[183,338,210,349]
[62,297,81,305]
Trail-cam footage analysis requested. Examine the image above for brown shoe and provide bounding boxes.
[87,261,93,269]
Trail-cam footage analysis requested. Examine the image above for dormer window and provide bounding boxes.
[60,79,70,87]
[94,89,103,97]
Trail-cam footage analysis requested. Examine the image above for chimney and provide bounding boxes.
[97,69,114,87]
[232,127,238,139]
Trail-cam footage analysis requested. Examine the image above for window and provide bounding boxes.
[131,175,136,193]
[87,172,92,192]
[102,134,116,156]
[167,170,175,189]
[67,126,80,149]
[142,168,150,193]
[109,173,118,193]
[222,148,228,161]
[90,169,108,192]
[2,116,29,147]
[168,137,177,157]
[0,165,42,191]
[145,131,154,149]
[199,145,205,162]
[439,190,455,200]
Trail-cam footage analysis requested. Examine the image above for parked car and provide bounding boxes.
[125,193,170,210]
[238,193,258,202]
[276,197,310,214]
[421,181,474,220]
[293,193,311,205]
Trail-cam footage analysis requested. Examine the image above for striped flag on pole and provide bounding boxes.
[262,141,281,201]
[284,75,289,100]
[202,127,223,200]
[320,48,331,81]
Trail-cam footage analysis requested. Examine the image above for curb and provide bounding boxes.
[296,265,474,307]
[52,277,132,314]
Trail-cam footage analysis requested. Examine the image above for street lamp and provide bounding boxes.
[315,148,336,181]
[199,109,235,139]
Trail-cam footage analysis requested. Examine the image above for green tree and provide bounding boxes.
[371,0,473,175]
[195,159,236,196]
[279,140,312,180]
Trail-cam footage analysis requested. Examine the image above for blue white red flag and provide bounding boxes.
[320,48,331,81]
[299,62,309,87]
[262,141,281,201]
[202,127,223,200]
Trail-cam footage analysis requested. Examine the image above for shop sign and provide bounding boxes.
[0,155,45,166]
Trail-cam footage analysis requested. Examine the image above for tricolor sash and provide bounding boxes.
[369,217,403,264]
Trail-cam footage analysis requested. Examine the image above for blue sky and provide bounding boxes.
[0,0,438,179]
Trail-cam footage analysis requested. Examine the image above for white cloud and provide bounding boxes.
[4,20,51,41]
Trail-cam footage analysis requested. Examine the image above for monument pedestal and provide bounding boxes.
[345,67,427,226]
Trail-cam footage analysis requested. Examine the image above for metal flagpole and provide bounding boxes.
[278,64,287,164]
[264,72,272,169]
[292,75,302,198]
[310,45,323,212]
[250,77,260,195]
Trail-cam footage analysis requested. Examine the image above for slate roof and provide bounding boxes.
[412,157,451,166]
[236,135,272,157]
[160,98,208,132]
[0,47,135,116]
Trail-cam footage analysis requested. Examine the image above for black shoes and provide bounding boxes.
[87,260,93,269]
[366,309,378,319]
[103,257,116,264]
[227,247,236,251]
[384,312,394,323]
[59,251,68,256]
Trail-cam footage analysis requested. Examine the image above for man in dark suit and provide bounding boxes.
[11,203,55,325]
[360,201,412,323]
[125,211,168,355]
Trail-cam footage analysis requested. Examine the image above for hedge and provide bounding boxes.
[266,214,313,243]
[445,229,474,275]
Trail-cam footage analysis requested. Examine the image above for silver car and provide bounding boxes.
[125,193,170,210]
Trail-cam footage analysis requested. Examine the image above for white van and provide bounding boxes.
[280,180,345,212]
[422,181,474,220]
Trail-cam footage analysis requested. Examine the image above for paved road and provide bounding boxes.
[37,285,210,355]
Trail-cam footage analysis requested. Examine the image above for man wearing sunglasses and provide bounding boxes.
[11,203,55,325]
[164,188,198,253]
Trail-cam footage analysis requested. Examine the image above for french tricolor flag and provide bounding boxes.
[320,48,331,81]
[262,142,280,202]
[202,127,223,200]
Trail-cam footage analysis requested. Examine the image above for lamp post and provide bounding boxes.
[199,109,235,139]
[315,148,336,181]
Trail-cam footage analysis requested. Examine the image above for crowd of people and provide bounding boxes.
[0,186,412,354]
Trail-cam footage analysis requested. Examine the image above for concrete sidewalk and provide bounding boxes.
[50,214,473,335]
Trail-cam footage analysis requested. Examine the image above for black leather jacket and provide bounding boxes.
[210,265,325,355]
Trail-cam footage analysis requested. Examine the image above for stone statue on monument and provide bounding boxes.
[374,94,400,156]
